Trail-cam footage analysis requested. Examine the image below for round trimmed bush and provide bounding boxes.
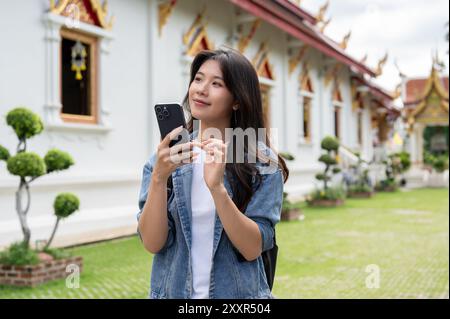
[44,149,74,173]
[6,107,44,140]
[54,193,80,218]
[279,152,295,161]
[0,145,10,161]
[7,152,46,177]
[315,173,330,181]
[321,136,339,151]
[319,154,337,165]
[433,156,449,173]
[332,167,341,174]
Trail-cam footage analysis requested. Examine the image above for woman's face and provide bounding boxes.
[189,59,235,126]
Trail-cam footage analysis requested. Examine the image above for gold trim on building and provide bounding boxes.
[374,52,388,77]
[183,8,214,56]
[49,0,115,30]
[237,18,261,53]
[407,66,449,128]
[158,0,177,37]
[253,42,275,80]
[289,45,308,76]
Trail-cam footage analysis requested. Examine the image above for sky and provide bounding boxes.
[300,0,449,91]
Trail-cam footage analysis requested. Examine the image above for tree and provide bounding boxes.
[315,136,341,190]
[0,107,80,248]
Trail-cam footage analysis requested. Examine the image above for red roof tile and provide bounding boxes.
[405,77,449,104]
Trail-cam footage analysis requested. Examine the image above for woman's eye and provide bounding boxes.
[213,82,222,87]
[194,77,202,82]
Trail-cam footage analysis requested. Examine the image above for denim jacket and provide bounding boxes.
[136,130,283,299]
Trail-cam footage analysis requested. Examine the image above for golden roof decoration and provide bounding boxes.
[375,52,388,77]
[237,18,262,53]
[49,0,115,30]
[407,64,449,128]
[183,7,214,56]
[158,0,178,37]
[319,17,332,33]
[253,42,275,80]
[339,31,351,50]
[316,0,330,23]
[288,45,308,76]
[299,63,314,93]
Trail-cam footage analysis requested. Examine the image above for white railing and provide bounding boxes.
[338,145,360,169]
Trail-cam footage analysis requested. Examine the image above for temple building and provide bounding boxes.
[404,64,449,163]
[0,0,398,248]
[402,60,449,186]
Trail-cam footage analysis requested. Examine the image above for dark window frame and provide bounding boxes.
[60,28,98,124]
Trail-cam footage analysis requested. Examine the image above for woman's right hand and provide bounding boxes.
[152,126,199,182]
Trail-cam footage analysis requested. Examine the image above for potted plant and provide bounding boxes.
[424,151,449,187]
[345,152,374,198]
[307,136,345,207]
[0,107,82,287]
[280,191,303,221]
[375,151,410,192]
[279,152,303,221]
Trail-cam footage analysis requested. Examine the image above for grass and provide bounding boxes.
[0,188,448,299]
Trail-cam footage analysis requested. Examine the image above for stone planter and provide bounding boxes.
[281,208,303,221]
[0,256,83,288]
[347,191,373,198]
[308,199,345,207]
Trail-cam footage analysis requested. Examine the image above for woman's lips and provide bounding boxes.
[193,99,211,107]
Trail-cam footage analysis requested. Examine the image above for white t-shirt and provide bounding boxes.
[190,145,216,299]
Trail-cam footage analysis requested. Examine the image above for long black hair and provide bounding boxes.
[183,48,289,211]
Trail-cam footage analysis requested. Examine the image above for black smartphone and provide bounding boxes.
[154,103,188,147]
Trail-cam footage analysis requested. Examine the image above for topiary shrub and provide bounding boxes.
[0,145,10,161]
[307,136,345,206]
[44,149,75,173]
[316,136,341,190]
[6,107,43,141]
[306,136,346,206]
[7,152,47,177]
[0,107,80,256]
[376,151,411,192]
[344,152,374,197]
[424,151,449,173]
[432,155,449,173]
[44,193,80,250]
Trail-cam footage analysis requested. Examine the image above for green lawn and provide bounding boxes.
[0,188,448,299]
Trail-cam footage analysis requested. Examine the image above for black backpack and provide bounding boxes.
[261,233,278,291]
[234,232,278,291]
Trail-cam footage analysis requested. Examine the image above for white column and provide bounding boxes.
[417,124,425,163]
[43,18,63,125]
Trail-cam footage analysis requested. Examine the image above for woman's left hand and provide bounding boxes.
[201,138,229,192]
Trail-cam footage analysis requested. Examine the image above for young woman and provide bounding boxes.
[137,48,289,299]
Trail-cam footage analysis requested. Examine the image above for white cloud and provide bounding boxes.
[300,0,449,90]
